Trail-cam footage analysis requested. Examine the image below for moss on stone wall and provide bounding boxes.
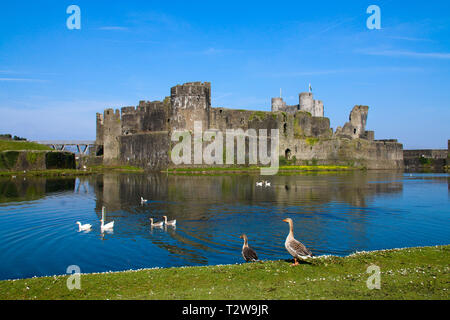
[306,137,319,146]
[0,151,20,170]
[249,111,268,121]
[45,152,76,170]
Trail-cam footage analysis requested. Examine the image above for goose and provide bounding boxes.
[163,215,176,226]
[264,181,271,187]
[100,206,114,232]
[141,197,148,204]
[282,218,313,266]
[256,181,263,187]
[76,221,92,231]
[239,234,258,262]
[150,218,164,228]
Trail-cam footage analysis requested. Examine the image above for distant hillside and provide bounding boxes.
[0,140,52,152]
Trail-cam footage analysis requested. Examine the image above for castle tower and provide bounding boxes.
[299,92,314,115]
[313,100,324,117]
[271,97,286,112]
[170,82,211,131]
[96,113,104,146]
[102,108,121,164]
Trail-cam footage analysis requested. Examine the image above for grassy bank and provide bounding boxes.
[0,140,51,152]
[0,165,144,177]
[0,245,448,300]
[166,165,356,174]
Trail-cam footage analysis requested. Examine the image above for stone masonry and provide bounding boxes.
[96,82,404,170]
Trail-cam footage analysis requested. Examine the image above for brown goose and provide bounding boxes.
[240,234,258,262]
[282,218,313,266]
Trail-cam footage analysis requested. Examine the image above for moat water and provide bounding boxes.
[0,171,449,280]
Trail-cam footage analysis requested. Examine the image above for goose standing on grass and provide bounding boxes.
[239,234,258,262]
[163,215,176,226]
[141,197,148,205]
[100,206,114,232]
[150,218,164,228]
[76,221,92,232]
[282,218,313,266]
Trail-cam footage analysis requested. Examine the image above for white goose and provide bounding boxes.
[76,221,92,231]
[163,215,176,226]
[100,206,114,232]
[256,181,263,187]
[141,197,148,204]
[264,181,271,187]
[150,218,164,228]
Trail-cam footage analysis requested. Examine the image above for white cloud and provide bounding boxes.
[358,49,450,59]
[98,26,129,31]
[0,78,47,82]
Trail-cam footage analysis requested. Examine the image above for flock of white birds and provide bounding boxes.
[76,198,176,233]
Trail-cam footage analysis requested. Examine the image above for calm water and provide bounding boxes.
[0,172,449,280]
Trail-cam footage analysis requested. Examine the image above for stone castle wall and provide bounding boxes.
[96,81,404,170]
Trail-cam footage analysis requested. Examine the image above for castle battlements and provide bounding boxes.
[95,81,403,170]
[271,91,324,117]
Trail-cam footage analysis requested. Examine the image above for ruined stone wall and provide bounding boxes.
[96,81,403,170]
[119,132,170,170]
[279,137,403,169]
[335,105,369,139]
[96,113,104,145]
[103,108,122,164]
[403,149,448,160]
[140,99,170,132]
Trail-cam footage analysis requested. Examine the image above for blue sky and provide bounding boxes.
[0,0,449,149]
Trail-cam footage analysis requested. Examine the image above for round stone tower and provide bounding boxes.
[170,82,211,131]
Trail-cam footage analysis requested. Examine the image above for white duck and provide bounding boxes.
[163,215,176,226]
[141,196,148,204]
[100,206,114,232]
[150,218,164,228]
[76,221,92,231]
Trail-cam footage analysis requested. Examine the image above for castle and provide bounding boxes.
[95,82,404,170]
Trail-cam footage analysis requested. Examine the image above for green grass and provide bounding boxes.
[0,140,51,152]
[166,165,355,174]
[0,165,144,177]
[0,245,448,300]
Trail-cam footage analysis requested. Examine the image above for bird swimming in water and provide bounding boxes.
[239,234,258,262]
[163,215,176,226]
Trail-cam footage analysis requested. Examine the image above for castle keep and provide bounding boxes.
[95,82,404,170]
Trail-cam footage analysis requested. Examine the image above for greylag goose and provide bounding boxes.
[282,218,313,266]
[240,234,258,262]
[163,215,176,226]
[150,218,164,227]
